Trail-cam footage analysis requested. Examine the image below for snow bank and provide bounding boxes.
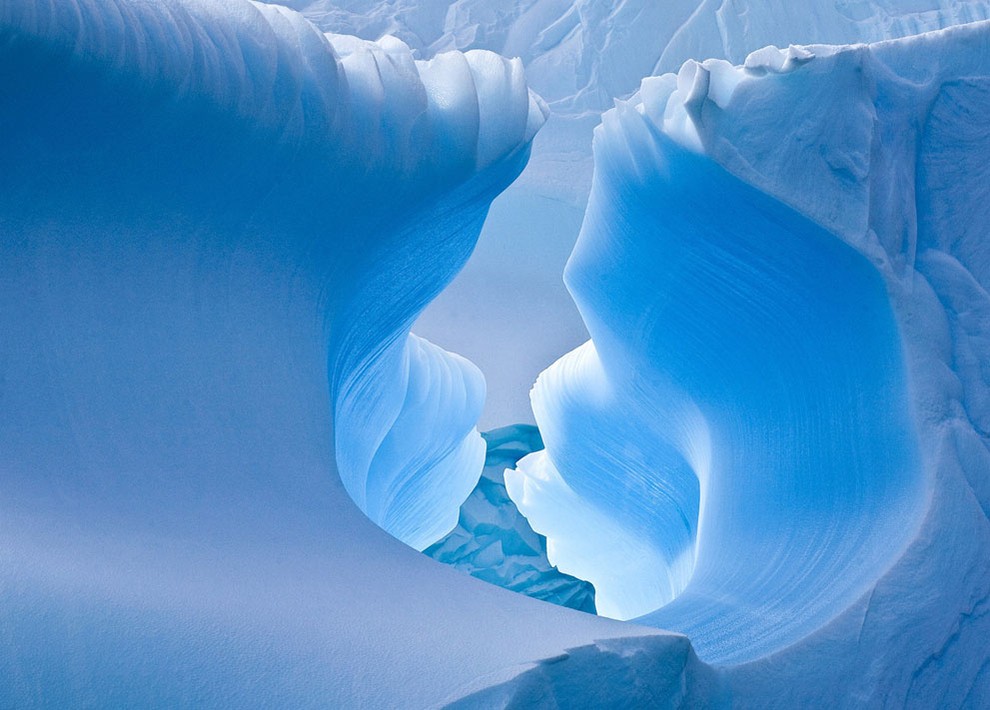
[510,18,990,700]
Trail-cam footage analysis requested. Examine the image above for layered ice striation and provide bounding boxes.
[320,34,547,550]
[276,0,990,428]
[425,425,596,614]
[0,2,683,706]
[2,0,547,556]
[509,18,990,698]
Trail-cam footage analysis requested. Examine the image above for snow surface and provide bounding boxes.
[508,17,990,701]
[279,0,990,428]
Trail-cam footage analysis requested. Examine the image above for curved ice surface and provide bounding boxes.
[0,2,682,706]
[507,341,704,621]
[0,0,548,552]
[0,0,546,548]
[512,19,990,685]
[511,119,923,643]
[323,35,548,547]
[347,334,486,551]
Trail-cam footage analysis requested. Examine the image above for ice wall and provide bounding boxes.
[277,0,990,428]
[0,2,712,706]
[509,18,990,699]
[0,0,547,555]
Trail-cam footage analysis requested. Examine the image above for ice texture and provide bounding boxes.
[509,18,990,701]
[278,0,990,428]
[425,425,597,614]
[0,2,693,706]
[2,0,989,706]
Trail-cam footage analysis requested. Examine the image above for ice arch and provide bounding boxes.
[2,0,988,705]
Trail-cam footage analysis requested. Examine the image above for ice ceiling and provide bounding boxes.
[1,0,988,707]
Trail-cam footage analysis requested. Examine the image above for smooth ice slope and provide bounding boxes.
[276,0,990,427]
[0,0,544,554]
[425,425,597,614]
[0,2,717,706]
[509,19,990,698]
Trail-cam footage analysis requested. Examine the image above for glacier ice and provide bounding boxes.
[509,17,990,702]
[2,0,989,706]
[281,0,990,428]
[425,424,597,614]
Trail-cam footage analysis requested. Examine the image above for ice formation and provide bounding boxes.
[0,1,678,706]
[281,0,990,428]
[0,0,548,558]
[2,0,989,706]
[508,18,990,701]
[425,425,596,614]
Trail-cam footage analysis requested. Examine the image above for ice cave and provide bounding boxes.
[1,0,989,707]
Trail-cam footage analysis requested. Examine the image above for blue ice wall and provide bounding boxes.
[4,0,551,554]
[512,26,990,692]
[511,125,923,657]
[509,50,933,663]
